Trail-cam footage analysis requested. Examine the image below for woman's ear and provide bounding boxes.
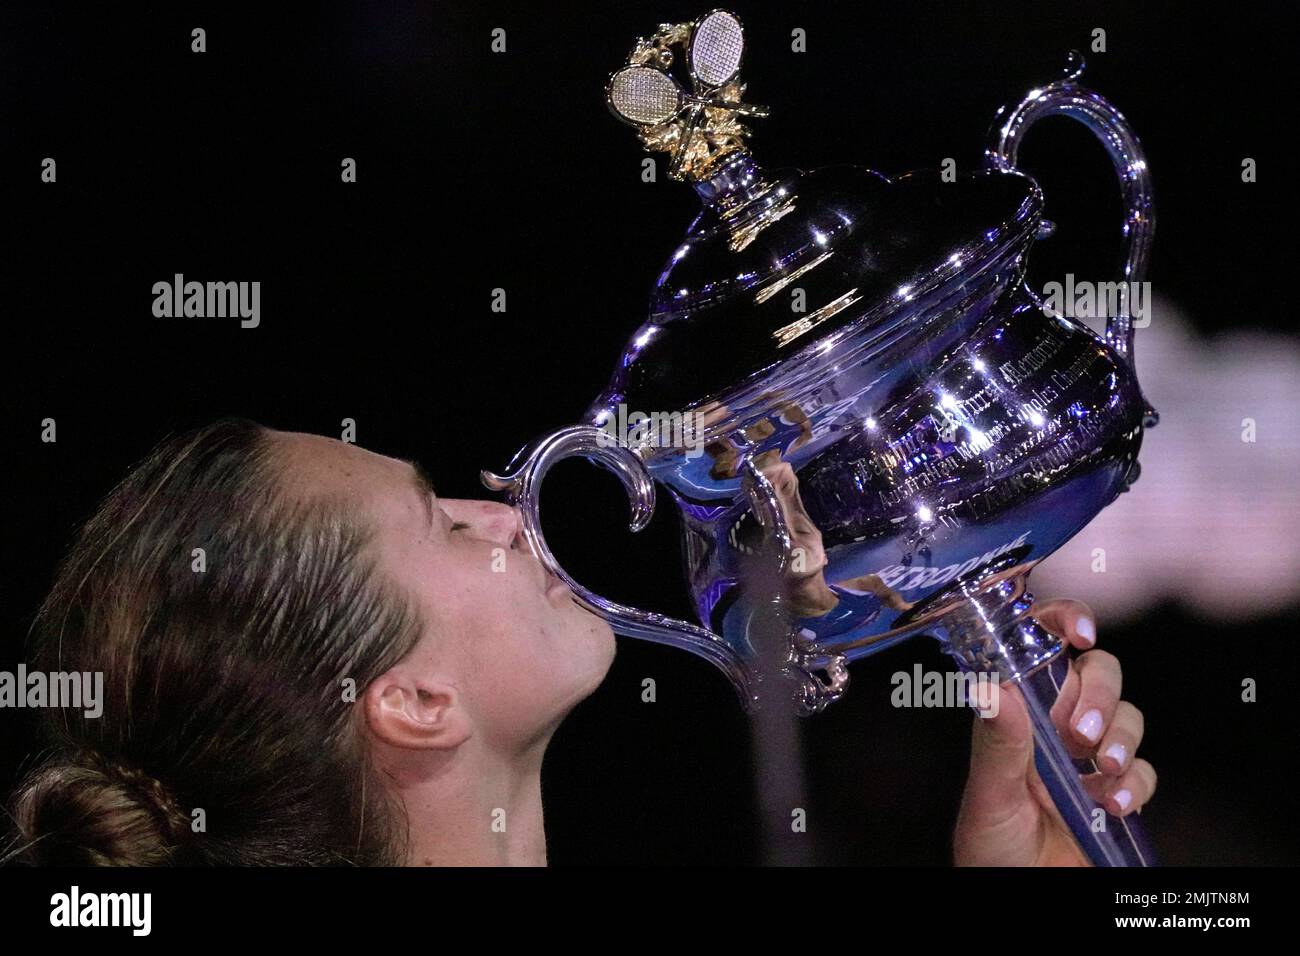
[363,668,472,751]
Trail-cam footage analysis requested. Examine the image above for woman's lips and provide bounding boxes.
[517,534,571,602]
[545,570,574,604]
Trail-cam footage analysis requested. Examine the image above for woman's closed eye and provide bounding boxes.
[437,506,472,534]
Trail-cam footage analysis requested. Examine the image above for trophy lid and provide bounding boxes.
[594,10,1043,434]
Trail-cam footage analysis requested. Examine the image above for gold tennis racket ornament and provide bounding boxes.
[606,10,769,181]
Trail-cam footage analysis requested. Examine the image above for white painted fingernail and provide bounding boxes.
[1113,788,1132,812]
[1075,708,1103,742]
[1075,616,1096,646]
[1104,742,1128,769]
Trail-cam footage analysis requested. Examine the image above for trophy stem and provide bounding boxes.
[934,570,1156,867]
[690,149,767,207]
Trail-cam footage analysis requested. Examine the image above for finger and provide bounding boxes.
[1082,758,1158,816]
[1050,650,1122,758]
[963,681,1035,823]
[1096,701,1145,776]
[1048,655,1082,735]
[1032,598,1097,650]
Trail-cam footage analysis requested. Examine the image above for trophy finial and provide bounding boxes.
[605,10,769,182]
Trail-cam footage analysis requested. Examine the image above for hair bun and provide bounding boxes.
[8,758,188,866]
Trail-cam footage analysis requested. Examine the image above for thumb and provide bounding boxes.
[963,681,1035,818]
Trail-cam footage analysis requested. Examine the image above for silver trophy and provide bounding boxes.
[485,11,1157,866]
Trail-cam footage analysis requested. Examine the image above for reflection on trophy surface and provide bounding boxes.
[701,409,915,621]
[484,9,1157,866]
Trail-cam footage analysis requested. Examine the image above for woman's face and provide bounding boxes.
[272,430,616,752]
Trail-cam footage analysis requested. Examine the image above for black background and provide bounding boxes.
[1,1,1294,866]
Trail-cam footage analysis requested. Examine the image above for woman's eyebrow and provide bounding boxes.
[402,459,438,528]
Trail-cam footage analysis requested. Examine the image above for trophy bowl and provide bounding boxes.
[485,11,1157,867]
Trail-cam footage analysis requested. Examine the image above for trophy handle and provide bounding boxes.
[481,425,760,705]
[985,51,1156,410]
